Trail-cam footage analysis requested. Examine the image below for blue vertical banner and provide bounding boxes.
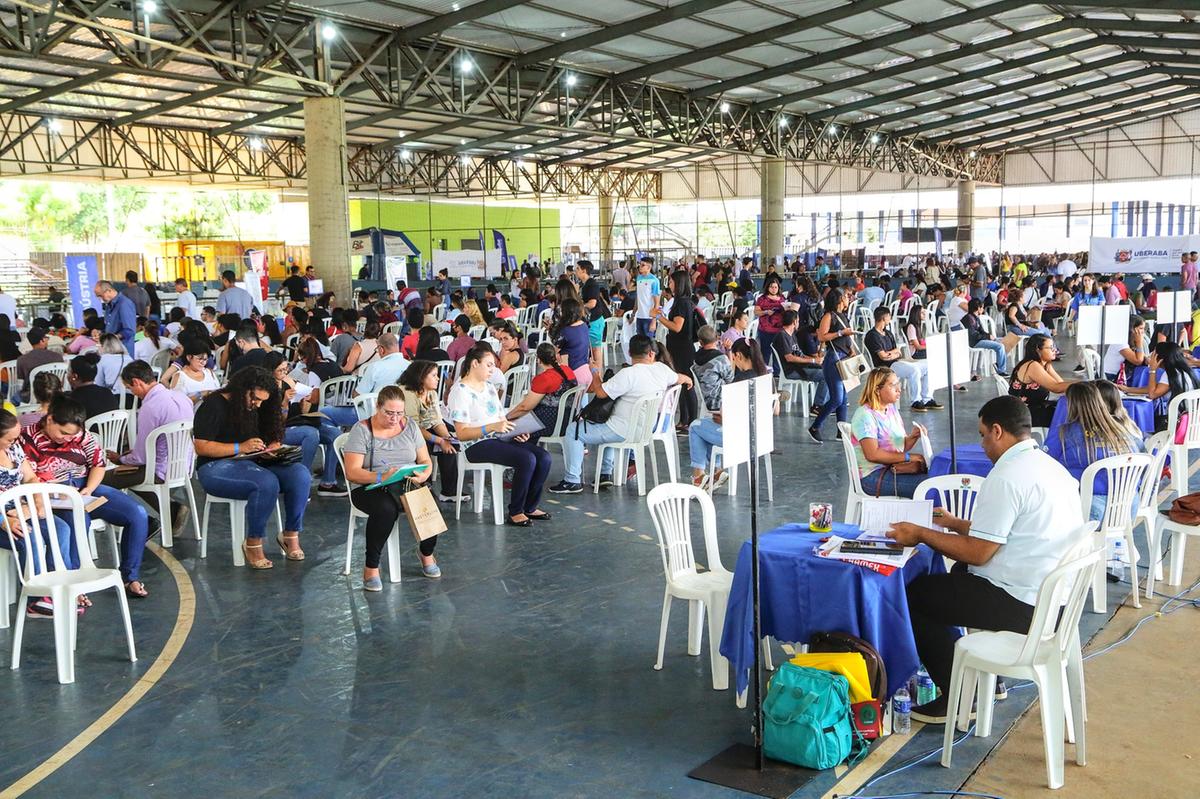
[1126,202,1134,236]
[491,229,508,268]
[1111,201,1118,238]
[934,227,943,259]
[856,211,864,244]
[65,254,98,329]
[1155,202,1163,236]
[1168,204,1175,235]
[1141,201,1149,236]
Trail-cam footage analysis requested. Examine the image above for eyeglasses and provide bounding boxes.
[381,409,405,418]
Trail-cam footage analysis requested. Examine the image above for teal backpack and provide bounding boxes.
[762,663,866,770]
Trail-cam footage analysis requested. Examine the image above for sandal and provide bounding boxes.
[276,532,305,561]
[124,581,149,598]
[241,540,274,569]
[77,594,92,609]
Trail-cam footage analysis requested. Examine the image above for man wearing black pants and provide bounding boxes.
[886,396,1085,723]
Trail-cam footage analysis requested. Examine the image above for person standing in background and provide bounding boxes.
[1181,252,1198,300]
[611,260,631,293]
[94,280,136,355]
[122,271,151,318]
[174,278,197,319]
[281,266,308,304]
[634,256,660,338]
[215,270,254,318]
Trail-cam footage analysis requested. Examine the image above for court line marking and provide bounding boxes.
[1,541,195,798]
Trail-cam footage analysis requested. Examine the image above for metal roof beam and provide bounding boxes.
[542,140,633,166]
[515,0,740,68]
[212,101,304,135]
[748,19,1074,114]
[0,71,110,113]
[614,0,907,90]
[999,96,1200,152]
[889,61,1153,140]
[971,84,1197,149]
[399,0,529,43]
[688,0,1030,99]
[111,85,232,126]
[813,44,1121,124]
[1104,36,1200,52]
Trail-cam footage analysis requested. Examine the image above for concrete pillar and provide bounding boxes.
[760,157,786,263]
[304,96,352,301]
[598,195,615,268]
[956,179,975,256]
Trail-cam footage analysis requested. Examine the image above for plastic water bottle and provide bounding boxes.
[916,667,936,706]
[892,688,912,734]
[1110,539,1129,581]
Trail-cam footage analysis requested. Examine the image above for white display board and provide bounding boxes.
[1088,234,1200,274]
[432,249,502,279]
[382,235,416,257]
[720,374,775,467]
[384,257,408,290]
[925,329,971,391]
[1155,290,1192,326]
[1076,303,1131,347]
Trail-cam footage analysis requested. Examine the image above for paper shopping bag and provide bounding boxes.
[400,485,448,541]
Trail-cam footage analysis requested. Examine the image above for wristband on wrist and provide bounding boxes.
[376,471,382,484]
[482,423,488,436]
[234,442,239,455]
[904,452,911,463]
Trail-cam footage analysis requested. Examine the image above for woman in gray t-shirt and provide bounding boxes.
[343,385,436,590]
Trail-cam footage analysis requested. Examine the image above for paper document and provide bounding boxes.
[496,413,544,441]
[858,497,934,537]
[817,535,916,568]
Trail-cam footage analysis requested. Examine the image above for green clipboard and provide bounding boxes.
[365,464,429,490]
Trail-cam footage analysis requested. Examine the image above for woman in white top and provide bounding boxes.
[95,334,132,391]
[1103,314,1147,382]
[133,323,178,362]
[946,284,970,330]
[447,345,551,527]
[164,341,219,402]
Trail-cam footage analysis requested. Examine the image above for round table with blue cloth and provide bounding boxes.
[718,522,945,700]
[1129,365,1200,388]
[929,443,993,478]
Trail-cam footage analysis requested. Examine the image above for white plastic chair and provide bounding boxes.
[537,384,584,455]
[992,372,1009,397]
[86,409,132,453]
[318,375,358,409]
[835,421,868,524]
[148,348,173,377]
[1080,453,1152,612]
[1079,347,1101,381]
[382,321,402,337]
[707,447,774,500]
[913,474,985,521]
[593,394,660,496]
[200,494,282,566]
[352,392,377,421]
[1139,432,1175,599]
[504,365,532,411]
[940,531,1102,790]
[435,360,457,403]
[646,483,733,690]
[1166,389,1200,499]
[5,483,136,684]
[770,349,814,416]
[332,433,402,583]
[129,420,202,551]
[0,359,19,406]
[468,324,486,340]
[455,450,505,525]
[648,384,682,485]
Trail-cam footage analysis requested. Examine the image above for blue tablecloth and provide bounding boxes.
[1129,366,1200,388]
[929,444,993,477]
[719,522,944,699]
[1047,394,1155,437]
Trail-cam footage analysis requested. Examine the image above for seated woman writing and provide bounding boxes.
[343,385,438,589]
[447,345,551,527]
[1008,334,1071,427]
[848,367,928,498]
[193,366,311,568]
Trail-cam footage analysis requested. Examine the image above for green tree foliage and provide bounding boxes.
[12,184,75,250]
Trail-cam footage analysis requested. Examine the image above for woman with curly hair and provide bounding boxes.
[193,366,311,568]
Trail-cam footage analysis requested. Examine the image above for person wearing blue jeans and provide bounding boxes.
[19,396,150,596]
[193,365,309,568]
[809,287,856,443]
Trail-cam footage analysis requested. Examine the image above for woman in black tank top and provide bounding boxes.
[809,287,858,443]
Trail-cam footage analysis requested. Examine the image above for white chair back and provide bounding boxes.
[1,484,92,581]
[1167,389,1200,451]
[148,348,174,376]
[1080,347,1101,381]
[504,365,532,409]
[318,375,358,409]
[353,392,377,420]
[1016,532,1103,666]
[655,383,682,435]
[541,384,584,444]
[646,482,727,584]
[836,421,867,523]
[624,394,662,444]
[468,324,486,340]
[0,359,18,405]
[435,359,457,403]
[1079,453,1153,537]
[142,420,196,485]
[914,474,985,521]
[29,361,68,389]
[382,321,402,337]
[1137,431,1170,513]
[86,409,132,453]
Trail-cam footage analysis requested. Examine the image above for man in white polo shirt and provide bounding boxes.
[887,395,1084,723]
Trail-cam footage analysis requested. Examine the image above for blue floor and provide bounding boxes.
[0,374,1147,798]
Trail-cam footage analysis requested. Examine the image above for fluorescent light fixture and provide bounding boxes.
[321,23,336,41]
[719,102,729,113]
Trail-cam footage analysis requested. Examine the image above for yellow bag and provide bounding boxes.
[788,652,873,703]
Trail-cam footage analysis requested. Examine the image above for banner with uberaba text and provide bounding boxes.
[1088,234,1200,274]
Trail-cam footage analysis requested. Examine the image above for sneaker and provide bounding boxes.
[421,562,442,579]
[994,679,1008,700]
[548,480,583,494]
[25,598,54,619]
[911,401,927,413]
[922,399,944,410]
[317,482,348,497]
[807,425,823,444]
[438,493,471,504]
[710,470,731,493]
[599,473,615,488]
